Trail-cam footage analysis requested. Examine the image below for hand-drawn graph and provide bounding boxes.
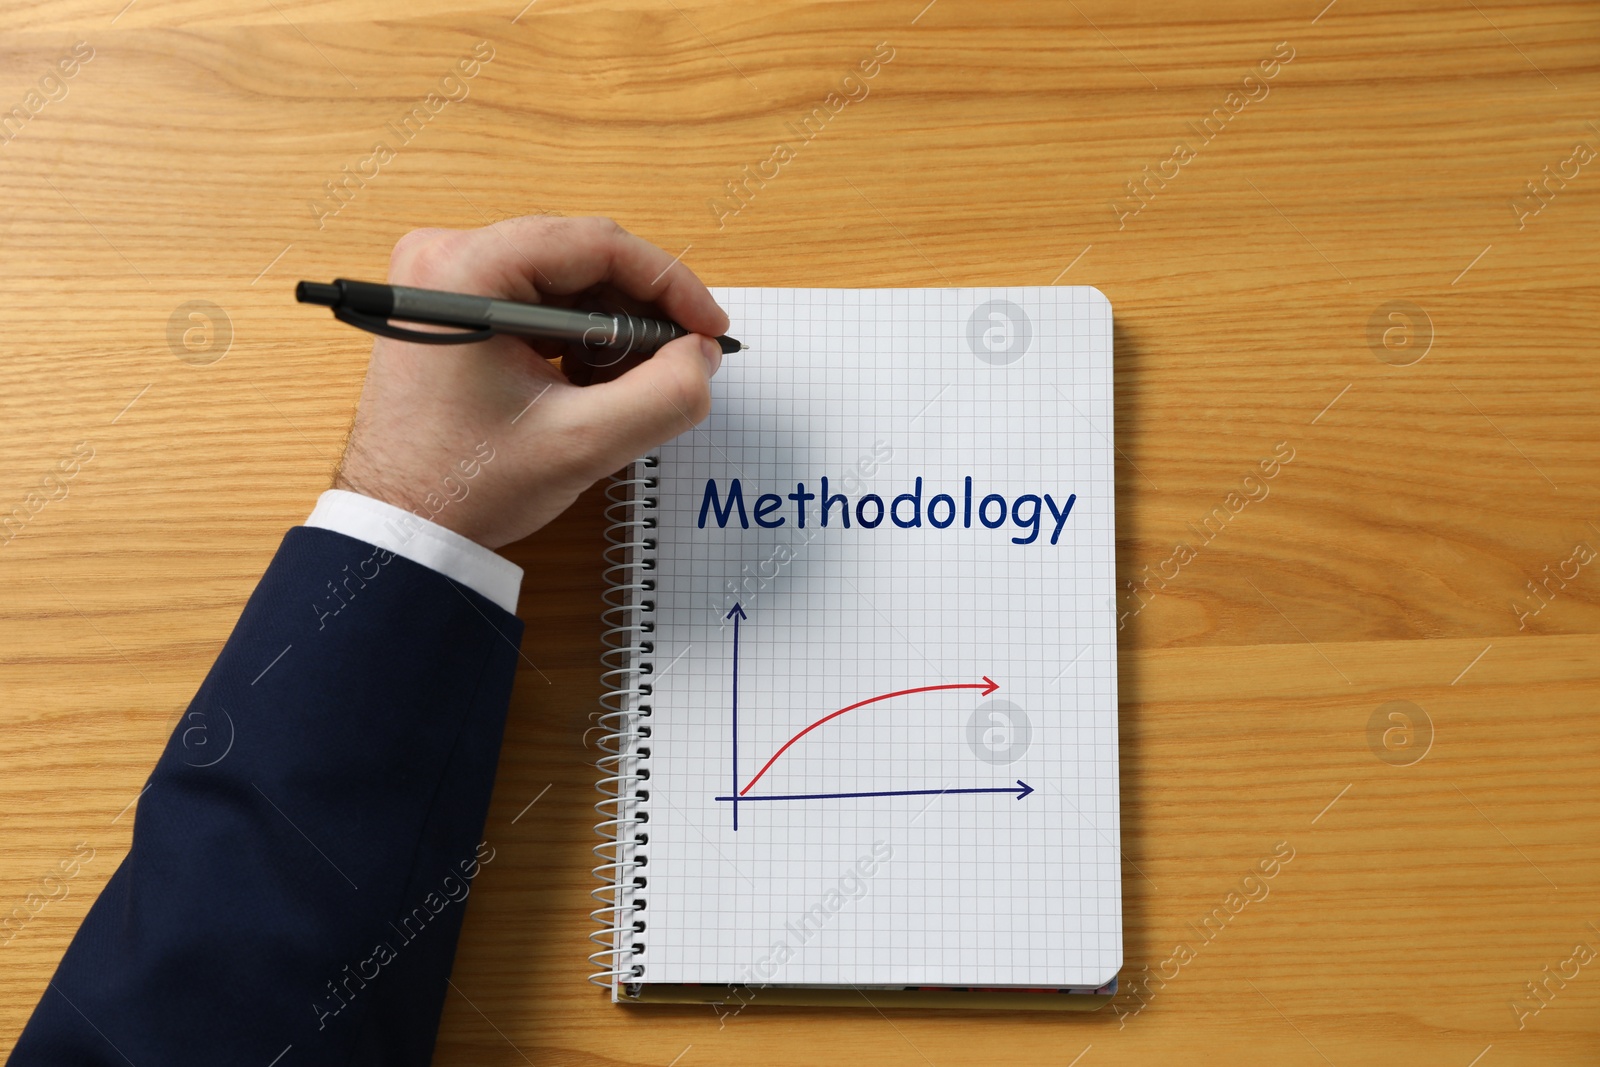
[715,603,1033,830]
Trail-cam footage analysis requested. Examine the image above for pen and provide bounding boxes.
[295,278,743,356]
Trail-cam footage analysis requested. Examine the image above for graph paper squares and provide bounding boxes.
[617,288,1120,990]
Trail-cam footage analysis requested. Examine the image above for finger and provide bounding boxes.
[560,340,654,387]
[555,333,720,478]
[489,216,731,337]
[573,283,657,320]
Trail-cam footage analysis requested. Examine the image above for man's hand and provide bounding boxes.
[333,215,729,549]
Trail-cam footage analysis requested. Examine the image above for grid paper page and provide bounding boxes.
[635,287,1119,990]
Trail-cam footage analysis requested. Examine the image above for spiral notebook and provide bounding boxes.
[590,287,1121,1009]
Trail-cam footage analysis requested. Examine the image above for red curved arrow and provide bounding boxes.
[739,677,999,796]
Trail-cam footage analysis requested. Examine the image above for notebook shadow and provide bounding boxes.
[1108,315,1154,1015]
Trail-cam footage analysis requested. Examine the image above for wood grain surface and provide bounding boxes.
[2,1,1598,1063]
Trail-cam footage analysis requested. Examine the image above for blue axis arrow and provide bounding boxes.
[725,602,746,831]
[716,781,1034,803]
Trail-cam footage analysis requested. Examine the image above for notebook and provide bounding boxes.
[590,287,1121,1009]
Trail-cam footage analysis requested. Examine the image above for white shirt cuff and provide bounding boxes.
[304,489,523,615]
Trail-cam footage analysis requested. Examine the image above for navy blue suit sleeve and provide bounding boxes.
[10,525,524,1066]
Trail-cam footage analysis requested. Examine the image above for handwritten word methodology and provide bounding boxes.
[697,477,1076,546]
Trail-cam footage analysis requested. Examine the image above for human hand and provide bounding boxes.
[331,216,729,549]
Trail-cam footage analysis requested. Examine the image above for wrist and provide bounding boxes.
[333,439,501,549]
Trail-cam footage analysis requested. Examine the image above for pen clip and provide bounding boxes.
[332,306,495,346]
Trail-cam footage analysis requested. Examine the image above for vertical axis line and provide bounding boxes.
[731,610,740,831]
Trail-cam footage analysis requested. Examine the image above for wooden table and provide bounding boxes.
[2,1,1597,1063]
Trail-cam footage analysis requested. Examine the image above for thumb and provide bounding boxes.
[562,334,721,476]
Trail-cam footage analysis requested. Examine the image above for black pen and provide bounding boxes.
[296,278,743,356]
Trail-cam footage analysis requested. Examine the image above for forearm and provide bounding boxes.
[11,525,522,1066]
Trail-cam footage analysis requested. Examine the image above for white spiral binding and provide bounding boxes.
[589,455,657,997]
